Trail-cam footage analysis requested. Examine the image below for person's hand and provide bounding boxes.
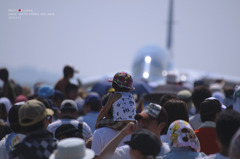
[122,122,137,135]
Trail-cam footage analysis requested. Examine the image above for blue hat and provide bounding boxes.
[84,94,102,106]
[37,85,54,98]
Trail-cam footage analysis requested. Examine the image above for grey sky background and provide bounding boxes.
[1,0,240,85]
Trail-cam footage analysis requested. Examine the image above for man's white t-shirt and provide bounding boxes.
[112,142,171,159]
[47,118,92,141]
[91,127,131,156]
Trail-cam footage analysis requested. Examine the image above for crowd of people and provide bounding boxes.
[0,66,240,159]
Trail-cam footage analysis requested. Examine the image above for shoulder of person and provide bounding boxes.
[113,145,130,159]
[110,92,122,101]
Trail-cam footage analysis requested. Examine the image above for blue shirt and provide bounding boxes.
[78,111,99,132]
[162,147,206,159]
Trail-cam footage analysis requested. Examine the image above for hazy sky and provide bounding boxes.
[1,0,240,84]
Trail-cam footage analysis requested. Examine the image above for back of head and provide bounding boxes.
[192,86,212,112]
[159,94,177,106]
[0,119,11,140]
[55,124,83,140]
[60,100,78,118]
[0,68,9,81]
[200,98,222,122]
[0,103,8,121]
[53,90,64,101]
[125,129,161,157]
[162,99,189,134]
[8,105,22,132]
[65,83,79,99]
[63,65,74,78]
[216,110,240,148]
[35,97,52,109]
[84,93,102,112]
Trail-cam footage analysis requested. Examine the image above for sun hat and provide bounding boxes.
[49,138,95,159]
[124,129,160,156]
[19,99,54,127]
[108,72,135,90]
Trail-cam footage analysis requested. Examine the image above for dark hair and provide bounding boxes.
[159,94,177,106]
[0,103,7,121]
[157,107,168,125]
[192,86,212,113]
[53,90,64,101]
[55,124,83,140]
[112,82,130,92]
[22,119,46,133]
[8,105,22,132]
[162,99,189,134]
[216,110,240,148]
[200,99,222,122]
[63,65,74,78]
[88,103,101,112]
[61,108,76,114]
[0,120,11,140]
[65,84,79,95]
[0,68,9,81]
[35,97,52,109]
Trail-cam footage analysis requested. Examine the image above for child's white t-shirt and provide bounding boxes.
[112,92,136,121]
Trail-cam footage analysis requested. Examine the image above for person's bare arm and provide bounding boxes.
[98,122,136,159]
[95,93,121,129]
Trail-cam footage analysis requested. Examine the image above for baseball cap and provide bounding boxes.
[124,129,160,156]
[37,85,54,98]
[135,103,162,120]
[108,72,135,90]
[60,100,78,111]
[19,99,54,127]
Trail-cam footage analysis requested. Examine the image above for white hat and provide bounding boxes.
[49,138,94,159]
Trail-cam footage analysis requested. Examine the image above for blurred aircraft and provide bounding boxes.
[129,0,240,89]
[82,0,240,93]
